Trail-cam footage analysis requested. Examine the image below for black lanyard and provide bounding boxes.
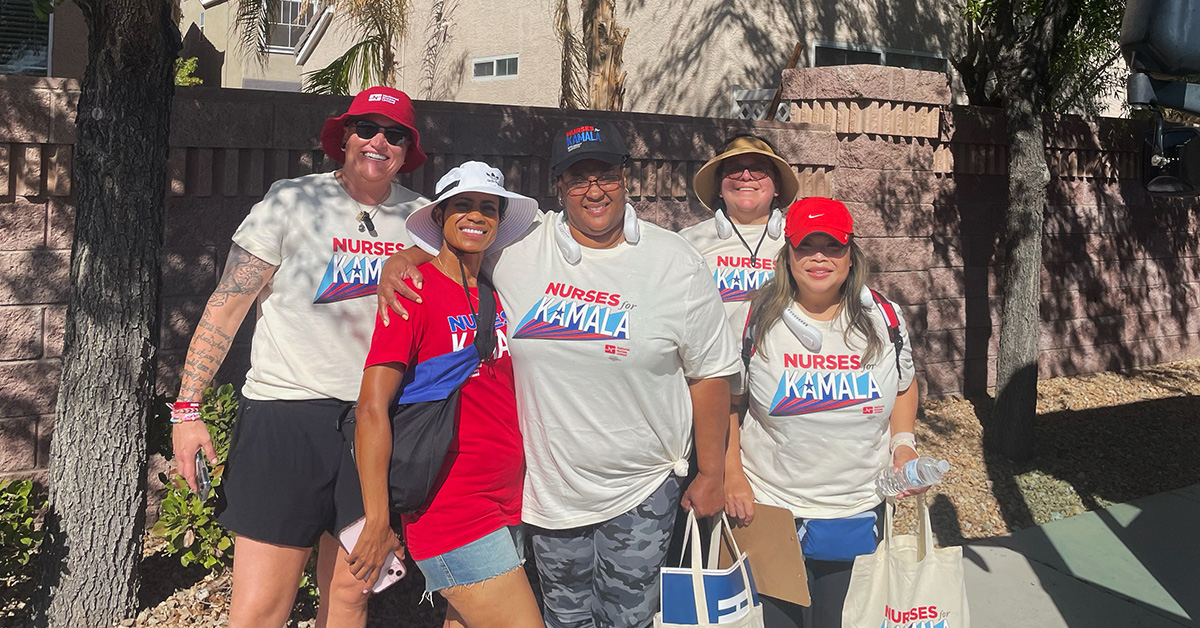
[727,221,770,266]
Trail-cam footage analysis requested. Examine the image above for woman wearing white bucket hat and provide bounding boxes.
[352,162,542,627]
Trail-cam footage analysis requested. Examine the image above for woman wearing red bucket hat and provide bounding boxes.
[724,197,923,628]
[169,86,428,628]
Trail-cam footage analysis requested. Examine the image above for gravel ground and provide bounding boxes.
[6,360,1199,627]
[893,358,1200,543]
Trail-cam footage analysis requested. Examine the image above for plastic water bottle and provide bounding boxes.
[875,457,951,497]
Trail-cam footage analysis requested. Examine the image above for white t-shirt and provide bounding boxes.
[232,172,426,402]
[679,217,786,391]
[740,301,915,519]
[488,212,743,529]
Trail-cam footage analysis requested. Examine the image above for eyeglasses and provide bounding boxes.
[347,120,410,146]
[563,174,623,197]
[721,164,773,181]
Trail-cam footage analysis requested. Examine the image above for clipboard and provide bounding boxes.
[717,503,810,606]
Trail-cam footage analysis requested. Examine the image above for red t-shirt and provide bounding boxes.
[364,263,522,560]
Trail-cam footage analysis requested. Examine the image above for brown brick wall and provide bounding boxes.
[2,66,1196,477]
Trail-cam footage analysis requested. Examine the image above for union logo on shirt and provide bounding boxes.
[769,369,882,416]
[313,237,406,304]
[513,282,630,340]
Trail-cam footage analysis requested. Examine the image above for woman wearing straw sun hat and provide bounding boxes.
[680,135,801,323]
[353,161,542,627]
[169,85,427,628]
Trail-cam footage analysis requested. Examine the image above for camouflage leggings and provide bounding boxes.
[529,475,685,628]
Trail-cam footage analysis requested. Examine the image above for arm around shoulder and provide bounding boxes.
[376,247,435,325]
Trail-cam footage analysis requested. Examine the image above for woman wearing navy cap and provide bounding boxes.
[170,86,427,628]
[726,197,922,628]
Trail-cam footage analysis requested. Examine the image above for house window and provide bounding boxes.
[472,55,518,81]
[265,0,313,53]
[885,52,948,73]
[813,42,947,74]
[814,45,881,67]
[0,0,50,76]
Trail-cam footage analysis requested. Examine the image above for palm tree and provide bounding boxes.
[554,0,627,110]
[235,0,410,95]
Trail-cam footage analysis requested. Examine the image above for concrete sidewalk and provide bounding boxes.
[963,483,1200,627]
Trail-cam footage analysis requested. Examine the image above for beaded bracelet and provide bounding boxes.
[170,400,203,424]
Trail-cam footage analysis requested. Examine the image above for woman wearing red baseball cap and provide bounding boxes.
[170,86,427,628]
[725,197,922,628]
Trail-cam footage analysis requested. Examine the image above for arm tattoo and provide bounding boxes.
[208,245,276,308]
[178,245,276,400]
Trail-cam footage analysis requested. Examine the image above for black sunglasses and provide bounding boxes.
[347,120,410,146]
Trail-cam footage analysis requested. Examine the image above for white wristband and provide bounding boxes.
[889,432,916,456]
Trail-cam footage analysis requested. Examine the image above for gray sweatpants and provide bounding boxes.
[529,474,685,628]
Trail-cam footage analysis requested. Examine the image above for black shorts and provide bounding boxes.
[217,398,365,548]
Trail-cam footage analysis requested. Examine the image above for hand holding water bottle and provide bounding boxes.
[888,441,926,499]
[877,455,951,498]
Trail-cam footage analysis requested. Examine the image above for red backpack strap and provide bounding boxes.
[868,288,904,371]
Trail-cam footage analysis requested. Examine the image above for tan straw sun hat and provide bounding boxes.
[692,136,800,211]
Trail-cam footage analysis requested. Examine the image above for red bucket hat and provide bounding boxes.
[785,197,854,246]
[320,86,427,172]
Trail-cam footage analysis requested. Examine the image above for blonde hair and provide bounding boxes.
[748,239,884,365]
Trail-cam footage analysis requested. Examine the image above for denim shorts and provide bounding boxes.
[415,525,525,593]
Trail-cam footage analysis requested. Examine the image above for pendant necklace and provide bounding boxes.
[356,204,380,236]
[336,169,383,237]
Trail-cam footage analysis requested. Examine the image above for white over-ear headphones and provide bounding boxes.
[767,208,784,239]
[714,209,734,239]
[859,285,875,308]
[554,211,582,264]
[783,308,823,352]
[624,202,641,244]
[554,203,640,263]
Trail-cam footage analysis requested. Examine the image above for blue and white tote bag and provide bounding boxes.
[656,512,765,627]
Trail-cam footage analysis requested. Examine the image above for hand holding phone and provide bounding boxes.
[194,449,212,501]
[340,517,406,593]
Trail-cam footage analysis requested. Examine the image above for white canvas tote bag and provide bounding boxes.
[842,498,970,628]
[655,512,765,627]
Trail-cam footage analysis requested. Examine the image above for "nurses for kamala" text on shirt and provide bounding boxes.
[678,218,785,325]
[740,302,915,519]
[232,172,426,402]
[364,264,522,561]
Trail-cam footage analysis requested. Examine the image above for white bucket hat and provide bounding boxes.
[407,161,540,255]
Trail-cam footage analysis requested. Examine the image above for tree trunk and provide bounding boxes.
[986,0,1073,463]
[582,0,627,111]
[990,81,1046,462]
[31,1,179,625]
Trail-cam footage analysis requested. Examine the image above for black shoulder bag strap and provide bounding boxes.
[472,273,498,362]
[740,305,756,371]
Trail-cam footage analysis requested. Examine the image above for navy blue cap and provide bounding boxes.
[550,121,629,176]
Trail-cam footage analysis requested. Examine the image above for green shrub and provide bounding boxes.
[0,480,46,596]
[152,383,320,600]
[152,384,238,570]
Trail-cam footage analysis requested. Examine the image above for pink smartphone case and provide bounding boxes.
[339,518,406,593]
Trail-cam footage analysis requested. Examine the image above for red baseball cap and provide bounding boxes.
[785,197,854,246]
[320,86,427,172]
